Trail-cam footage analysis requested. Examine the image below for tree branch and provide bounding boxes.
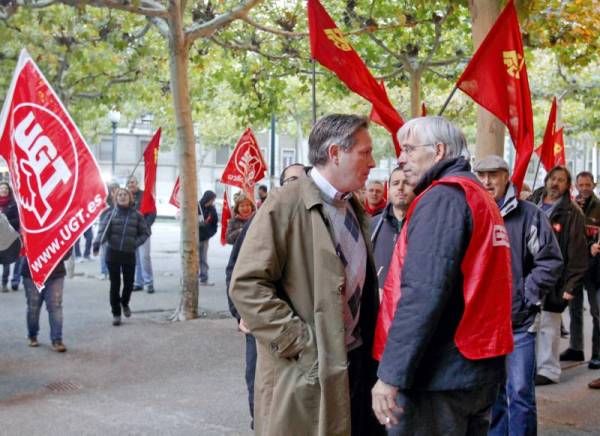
[148,15,169,38]
[423,6,452,66]
[59,0,168,18]
[209,35,307,62]
[185,0,263,43]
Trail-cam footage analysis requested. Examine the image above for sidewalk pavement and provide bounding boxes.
[1,220,599,435]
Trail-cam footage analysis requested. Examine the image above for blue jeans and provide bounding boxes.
[199,239,209,282]
[3,256,23,287]
[489,331,537,436]
[100,243,108,275]
[24,277,64,342]
[74,227,93,258]
[134,238,153,287]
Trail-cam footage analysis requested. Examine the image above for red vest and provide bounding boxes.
[372,176,513,361]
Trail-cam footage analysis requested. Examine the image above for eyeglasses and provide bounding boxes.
[401,143,435,155]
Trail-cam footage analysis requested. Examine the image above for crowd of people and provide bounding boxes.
[221,114,600,435]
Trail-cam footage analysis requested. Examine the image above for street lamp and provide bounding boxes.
[108,109,121,178]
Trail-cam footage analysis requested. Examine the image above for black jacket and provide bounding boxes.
[577,194,600,288]
[370,203,403,290]
[132,189,156,227]
[378,157,506,391]
[94,205,150,254]
[499,183,563,330]
[530,187,588,312]
[198,204,218,242]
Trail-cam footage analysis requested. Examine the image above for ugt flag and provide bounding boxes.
[220,189,231,246]
[139,128,161,215]
[308,0,403,156]
[0,49,107,289]
[535,98,565,171]
[456,0,534,191]
[221,128,267,197]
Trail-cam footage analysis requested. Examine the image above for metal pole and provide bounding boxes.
[438,85,458,116]
[531,157,542,192]
[311,60,317,125]
[111,121,117,178]
[270,113,276,187]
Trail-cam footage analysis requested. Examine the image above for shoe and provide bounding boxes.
[2,284,8,293]
[589,378,600,389]
[28,337,39,347]
[75,257,84,263]
[97,274,108,280]
[535,374,556,386]
[199,281,215,286]
[560,348,585,362]
[146,285,154,294]
[123,306,131,318]
[560,325,569,338]
[51,341,67,352]
[133,285,143,292]
[589,358,600,370]
[112,316,121,326]
[11,284,18,291]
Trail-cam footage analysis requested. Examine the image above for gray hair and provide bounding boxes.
[308,114,369,166]
[397,116,470,160]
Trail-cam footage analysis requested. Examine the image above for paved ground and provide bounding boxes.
[1,220,599,435]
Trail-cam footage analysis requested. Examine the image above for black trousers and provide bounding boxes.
[107,260,135,317]
[387,384,500,436]
[348,345,386,436]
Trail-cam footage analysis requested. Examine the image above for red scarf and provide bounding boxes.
[373,176,513,361]
[0,195,10,211]
[363,198,387,216]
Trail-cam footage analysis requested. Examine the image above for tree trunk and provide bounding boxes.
[410,69,422,118]
[469,0,505,160]
[168,5,199,321]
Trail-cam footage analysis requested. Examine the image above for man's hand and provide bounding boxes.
[563,291,574,301]
[591,243,600,256]
[372,379,403,428]
[239,318,251,334]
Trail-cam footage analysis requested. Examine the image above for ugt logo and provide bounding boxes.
[324,28,352,51]
[502,50,525,79]
[10,103,77,232]
[232,138,263,189]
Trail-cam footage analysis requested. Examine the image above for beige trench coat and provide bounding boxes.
[230,177,379,436]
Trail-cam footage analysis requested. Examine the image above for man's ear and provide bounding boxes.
[328,143,340,165]
[433,142,447,162]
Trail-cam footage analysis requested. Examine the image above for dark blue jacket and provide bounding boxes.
[378,157,506,391]
[499,183,563,331]
[370,203,403,290]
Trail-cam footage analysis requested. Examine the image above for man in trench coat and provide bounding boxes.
[230,114,382,436]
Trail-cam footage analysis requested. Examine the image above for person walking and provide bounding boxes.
[93,188,150,326]
[128,176,156,293]
[0,182,22,292]
[198,190,218,286]
[23,250,71,352]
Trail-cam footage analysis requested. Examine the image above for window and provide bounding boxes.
[282,149,295,169]
[99,140,113,161]
[215,146,230,165]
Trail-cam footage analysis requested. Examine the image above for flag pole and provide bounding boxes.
[311,59,317,125]
[438,85,458,116]
[127,155,144,183]
[531,157,542,192]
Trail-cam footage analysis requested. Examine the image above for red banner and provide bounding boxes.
[456,0,534,191]
[169,176,180,209]
[220,189,231,246]
[221,128,267,196]
[553,127,566,167]
[308,0,403,156]
[0,50,107,289]
[534,98,565,170]
[139,128,161,214]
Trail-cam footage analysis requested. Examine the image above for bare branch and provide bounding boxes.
[209,35,307,62]
[241,15,305,37]
[186,0,263,43]
[426,56,466,67]
[59,0,168,18]
[148,15,169,38]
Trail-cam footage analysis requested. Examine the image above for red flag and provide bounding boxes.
[308,0,403,156]
[0,50,107,289]
[220,190,231,246]
[139,128,161,214]
[553,127,566,166]
[534,98,563,171]
[456,0,534,191]
[221,128,267,196]
[169,176,181,208]
[421,102,427,117]
[383,180,388,203]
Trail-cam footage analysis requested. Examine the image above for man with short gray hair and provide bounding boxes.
[230,114,382,435]
[372,117,513,435]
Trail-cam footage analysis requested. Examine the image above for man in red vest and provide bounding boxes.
[364,180,387,216]
[371,116,513,435]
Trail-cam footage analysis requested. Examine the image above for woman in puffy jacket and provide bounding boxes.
[93,188,150,326]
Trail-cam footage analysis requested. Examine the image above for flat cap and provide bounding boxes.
[473,155,509,172]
